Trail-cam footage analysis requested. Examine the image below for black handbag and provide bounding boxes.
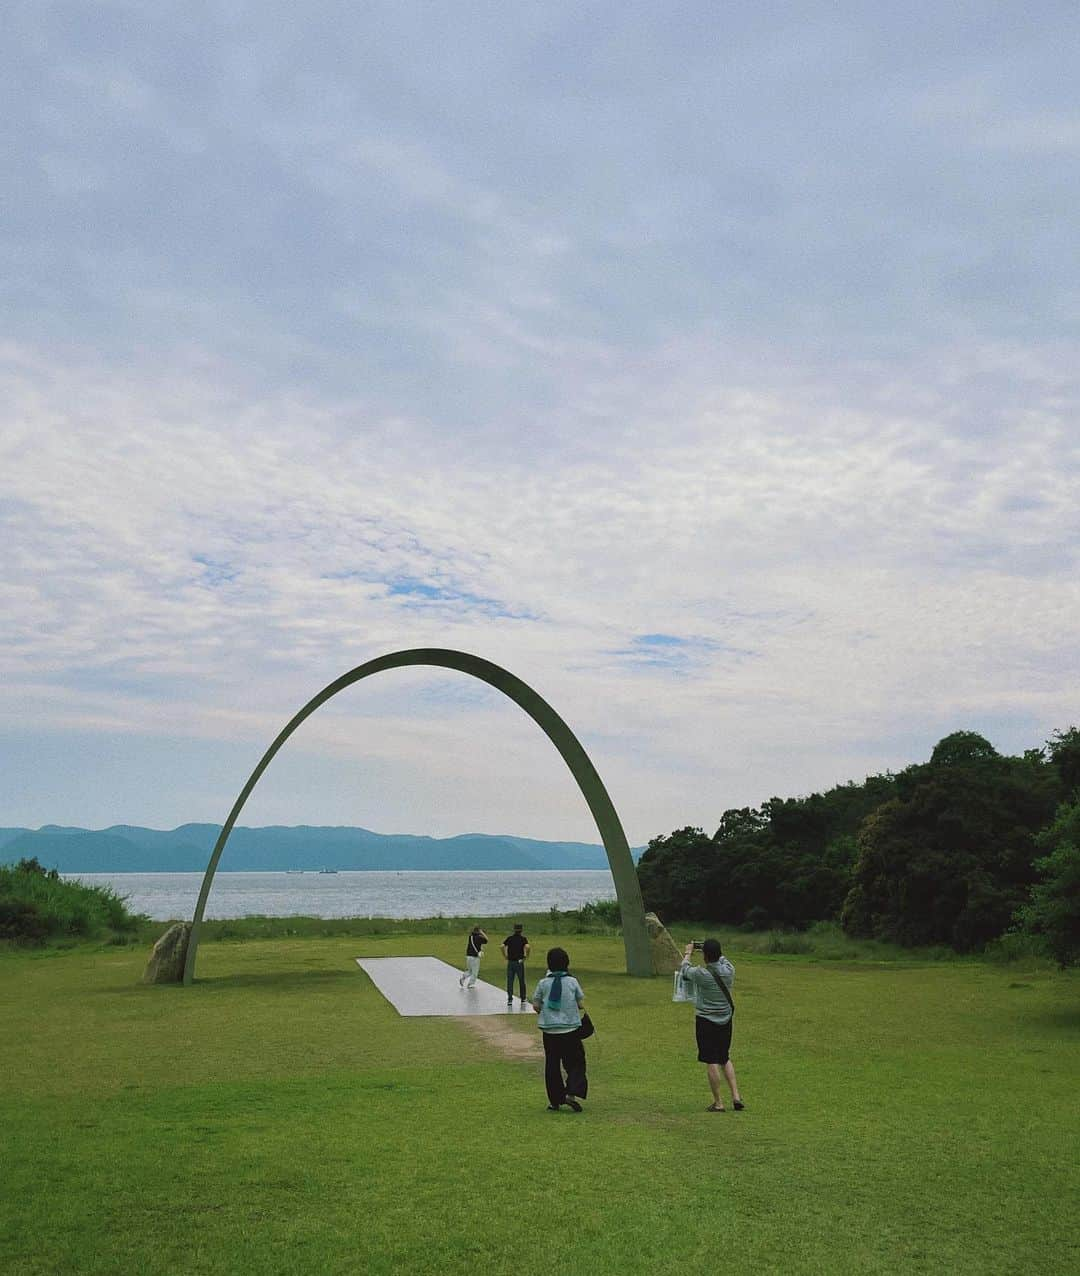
[575,1012,595,1040]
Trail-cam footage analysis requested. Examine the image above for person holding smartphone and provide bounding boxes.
[679,938,745,1113]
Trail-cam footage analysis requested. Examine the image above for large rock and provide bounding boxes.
[143,922,191,984]
[645,911,683,975]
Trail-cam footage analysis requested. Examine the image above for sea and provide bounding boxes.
[66,870,618,922]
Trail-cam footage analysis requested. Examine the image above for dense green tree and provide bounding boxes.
[635,827,719,920]
[1046,727,1080,797]
[638,779,893,928]
[639,728,1074,947]
[1016,800,1080,967]
[929,731,999,767]
[842,740,1059,949]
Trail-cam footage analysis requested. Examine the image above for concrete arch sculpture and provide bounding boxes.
[182,648,652,984]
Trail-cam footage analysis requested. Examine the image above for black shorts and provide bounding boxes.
[695,1014,733,1065]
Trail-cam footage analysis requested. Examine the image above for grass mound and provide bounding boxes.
[0,858,142,945]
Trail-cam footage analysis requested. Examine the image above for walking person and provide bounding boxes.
[458,925,488,988]
[678,939,745,1113]
[502,923,530,1006]
[531,946,588,1112]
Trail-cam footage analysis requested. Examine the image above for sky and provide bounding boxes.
[3,2,1078,844]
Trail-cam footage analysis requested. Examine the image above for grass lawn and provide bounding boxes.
[1,929,1077,1275]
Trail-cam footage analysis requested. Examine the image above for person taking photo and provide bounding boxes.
[458,925,488,988]
[678,938,745,1113]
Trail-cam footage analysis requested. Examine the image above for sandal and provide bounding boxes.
[706,1103,726,1112]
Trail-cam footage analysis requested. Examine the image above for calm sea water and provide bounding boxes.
[66,870,617,921]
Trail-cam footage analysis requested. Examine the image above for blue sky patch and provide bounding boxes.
[193,555,239,587]
[386,577,535,621]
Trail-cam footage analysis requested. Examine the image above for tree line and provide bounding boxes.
[637,728,1080,965]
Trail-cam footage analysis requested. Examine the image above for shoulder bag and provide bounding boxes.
[706,965,735,1014]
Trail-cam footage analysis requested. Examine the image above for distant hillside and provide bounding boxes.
[0,824,643,872]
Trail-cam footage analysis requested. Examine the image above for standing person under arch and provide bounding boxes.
[459,925,488,988]
[502,923,530,1006]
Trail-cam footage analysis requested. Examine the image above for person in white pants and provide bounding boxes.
[459,925,489,987]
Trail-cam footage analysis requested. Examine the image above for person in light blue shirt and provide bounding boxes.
[531,946,587,1112]
[678,938,745,1113]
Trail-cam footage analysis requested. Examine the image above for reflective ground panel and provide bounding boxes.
[355,956,537,1017]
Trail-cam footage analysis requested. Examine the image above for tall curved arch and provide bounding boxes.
[182,649,652,984]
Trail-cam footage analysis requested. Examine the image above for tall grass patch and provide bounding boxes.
[0,858,142,944]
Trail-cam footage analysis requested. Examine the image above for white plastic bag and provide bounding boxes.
[672,969,693,1002]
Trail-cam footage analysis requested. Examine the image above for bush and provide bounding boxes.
[0,898,50,943]
[743,906,771,932]
[0,858,142,945]
[576,899,621,929]
[1015,801,1080,967]
[764,930,814,955]
[983,930,1050,965]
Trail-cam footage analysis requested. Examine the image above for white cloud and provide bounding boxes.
[3,5,1079,835]
[3,324,1078,836]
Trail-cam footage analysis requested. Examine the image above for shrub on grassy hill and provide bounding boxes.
[0,857,141,944]
[1015,799,1080,968]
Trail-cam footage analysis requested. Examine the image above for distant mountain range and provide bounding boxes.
[0,824,643,873]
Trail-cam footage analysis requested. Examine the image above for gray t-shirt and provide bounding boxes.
[678,957,735,1025]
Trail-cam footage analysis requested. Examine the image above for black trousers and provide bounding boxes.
[506,959,527,999]
[542,1030,588,1105]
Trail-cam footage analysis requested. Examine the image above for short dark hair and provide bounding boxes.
[702,938,722,962]
[513,923,523,931]
[547,946,569,971]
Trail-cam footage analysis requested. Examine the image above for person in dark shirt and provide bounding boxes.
[458,925,488,988]
[501,923,531,1005]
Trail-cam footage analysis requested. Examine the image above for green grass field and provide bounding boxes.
[2,928,1077,1275]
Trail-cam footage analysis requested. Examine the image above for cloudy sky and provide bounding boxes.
[3,2,1078,843]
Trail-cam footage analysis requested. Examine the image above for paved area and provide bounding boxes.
[355,956,536,1017]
